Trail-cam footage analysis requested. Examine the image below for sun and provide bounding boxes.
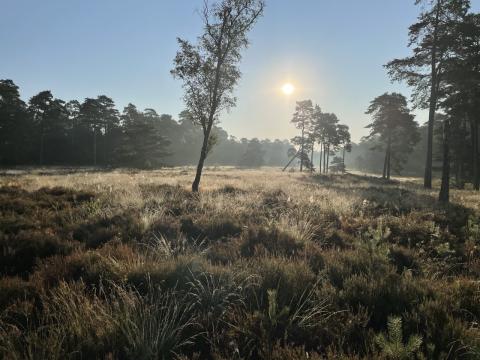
[281,83,295,95]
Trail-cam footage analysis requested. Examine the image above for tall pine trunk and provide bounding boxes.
[104,125,108,166]
[473,119,479,190]
[300,122,305,172]
[326,145,330,174]
[319,142,323,173]
[477,121,480,190]
[383,149,388,179]
[424,0,441,189]
[39,132,45,166]
[310,145,314,172]
[458,117,467,189]
[323,145,327,174]
[71,119,75,164]
[439,119,450,203]
[387,145,391,180]
[386,134,392,180]
[93,129,97,166]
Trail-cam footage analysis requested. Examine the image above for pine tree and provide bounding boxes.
[365,93,420,179]
[386,0,470,189]
[291,100,314,172]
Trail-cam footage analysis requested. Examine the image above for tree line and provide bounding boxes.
[343,0,479,203]
[286,100,352,173]
[384,0,480,202]
[0,79,292,169]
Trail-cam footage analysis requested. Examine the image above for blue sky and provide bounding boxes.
[2,0,479,142]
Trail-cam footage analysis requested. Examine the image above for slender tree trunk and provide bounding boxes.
[300,122,305,172]
[424,0,441,189]
[458,117,467,189]
[319,142,323,173]
[342,147,346,174]
[469,114,479,190]
[310,145,314,172]
[93,129,97,166]
[326,145,330,174]
[477,121,480,190]
[387,146,391,180]
[474,119,479,190]
[454,160,460,189]
[439,119,450,203]
[192,128,212,192]
[104,125,108,166]
[71,119,75,164]
[323,145,326,174]
[424,82,437,188]
[383,149,388,179]
[40,132,45,166]
[386,135,392,180]
[13,142,18,165]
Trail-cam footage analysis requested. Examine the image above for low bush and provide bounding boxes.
[0,277,41,312]
[180,215,242,241]
[35,251,124,288]
[240,226,303,258]
[0,230,77,276]
[73,210,144,248]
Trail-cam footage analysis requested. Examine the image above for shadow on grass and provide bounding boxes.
[0,166,123,177]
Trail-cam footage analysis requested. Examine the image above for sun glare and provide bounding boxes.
[281,83,295,95]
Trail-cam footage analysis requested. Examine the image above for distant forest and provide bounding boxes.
[0,79,459,177]
[349,124,430,177]
[0,79,293,169]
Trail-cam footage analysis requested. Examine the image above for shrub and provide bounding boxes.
[252,257,317,310]
[35,251,124,288]
[126,255,209,293]
[206,239,242,265]
[322,249,390,289]
[180,215,242,242]
[0,230,77,276]
[240,227,303,258]
[388,246,421,275]
[338,272,429,329]
[73,210,143,248]
[262,189,289,207]
[0,277,41,312]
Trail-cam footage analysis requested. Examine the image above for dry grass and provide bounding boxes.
[1,167,479,359]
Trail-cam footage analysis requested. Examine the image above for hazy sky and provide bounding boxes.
[2,0,479,142]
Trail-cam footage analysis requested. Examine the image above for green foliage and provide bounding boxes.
[374,317,422,360]
[364,93,420,178]
[116,104,171,168]
[0,78,295,168]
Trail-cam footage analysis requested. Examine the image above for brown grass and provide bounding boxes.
[0,167,479,359]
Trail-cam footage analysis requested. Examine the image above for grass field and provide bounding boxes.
[0,168,479,359]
